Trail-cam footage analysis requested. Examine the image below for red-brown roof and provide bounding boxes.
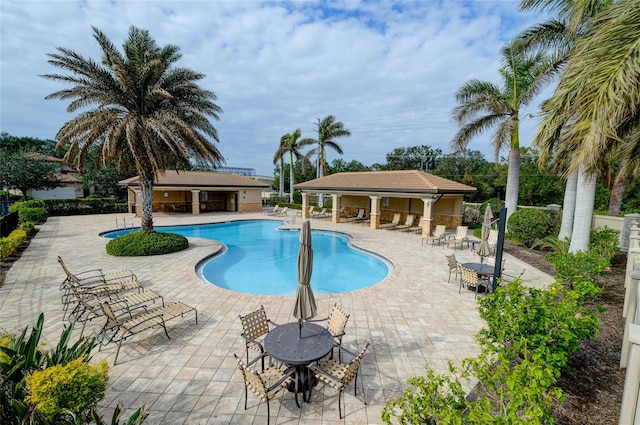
[294,170,476,194]
[119,170,269,188]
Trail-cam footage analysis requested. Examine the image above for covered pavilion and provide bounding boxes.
[119,170,269,216]
[294,170,476,236]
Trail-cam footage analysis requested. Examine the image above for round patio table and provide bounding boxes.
[264,322,333,401]
[461,262,495,294]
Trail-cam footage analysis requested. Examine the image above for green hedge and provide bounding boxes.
[106,231,189,256]
[42,199,128,216]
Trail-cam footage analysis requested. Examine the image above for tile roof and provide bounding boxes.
[119,170,269,188]
[294,170,476,194]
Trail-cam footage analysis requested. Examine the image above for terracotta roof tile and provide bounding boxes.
[119,170,269,188]
[294,170,476,194]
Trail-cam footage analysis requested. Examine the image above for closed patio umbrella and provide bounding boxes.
[476,205,493,264]
[293,220,317,338]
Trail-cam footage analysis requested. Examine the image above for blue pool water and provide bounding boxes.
[103,220,390,295]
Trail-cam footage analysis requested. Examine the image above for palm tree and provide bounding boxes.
[273,136,286,199]
[274,129,304,203]
[300,115,351,205]
[518,0,616,248]
[42,26,223,232]
[451,42,555,224]
[531,0,640,251]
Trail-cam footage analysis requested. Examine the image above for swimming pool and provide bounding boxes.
[103,220,391,296]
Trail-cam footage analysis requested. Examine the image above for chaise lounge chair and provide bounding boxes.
[379,213,401,230]
[393,214,415,231]
[264,205,280,216]
[58,256,143,318]
[98,299,198,364]
[67,285,164,336]
[346,208,365,222]
[443,226,469,250]
[422,224,447,245]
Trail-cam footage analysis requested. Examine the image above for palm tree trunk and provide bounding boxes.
[318,148,325,206]
[289,151,295,203]
[278,157,285,199]
[139,179,154,233]
[569,164,596,253]
[504,146,521,230]
[608,172,627,217]
[558,168,578,241]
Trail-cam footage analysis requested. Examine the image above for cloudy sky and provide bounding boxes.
[1,1,550,176]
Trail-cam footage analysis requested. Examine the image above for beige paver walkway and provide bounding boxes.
[0,212,554,424]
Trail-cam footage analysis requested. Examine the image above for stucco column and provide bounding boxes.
[331,194,341,224]
[451,197,464,228]
[134,189,142,218]
[191,190,200,215]
[369,196,381,229]
[421,197,436,237]
[301,192,310,219]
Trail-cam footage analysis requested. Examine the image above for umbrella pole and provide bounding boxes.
[298,319,303,339]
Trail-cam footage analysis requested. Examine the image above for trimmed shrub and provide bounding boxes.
[0,228,27,260]
[481,198,504,214]
[507,208,553,248]
[17,207,47,224]
[106,231,189,256]
[43,198,128,215]
[25,358,109,421]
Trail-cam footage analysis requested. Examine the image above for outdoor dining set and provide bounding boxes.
[236,304,368,423]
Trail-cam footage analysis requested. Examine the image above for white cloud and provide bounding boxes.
[0,0,550,176]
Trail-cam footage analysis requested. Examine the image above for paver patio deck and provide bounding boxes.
[0,211,554,424]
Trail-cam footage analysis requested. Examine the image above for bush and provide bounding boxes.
[25,358,109,421]
[481,198,504,214]
[463,205,482,226]
[18,207,48,224]
[106,231,189,256]
[0,228,27,260]
[0,314,146,425]
[507,208,554,248]
[43,198,128,216]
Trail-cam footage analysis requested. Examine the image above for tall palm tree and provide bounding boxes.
[518,0,617,248]
[451,42,555,224]
[273,135,286,199]
[274,129,304,203]
[42,26,223,232]
[531,0,640,251]
[300,115,351,205]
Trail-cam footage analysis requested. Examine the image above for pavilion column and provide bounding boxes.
[191,190,200,215]
[134,189,142,218]
[301,193,310,219]
[369,196,381,229]
[421,197,437,237]
[331,194,341,224]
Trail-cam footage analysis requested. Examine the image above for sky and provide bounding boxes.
[0,1,551,177]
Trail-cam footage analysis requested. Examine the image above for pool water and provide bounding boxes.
[104,220,390,296]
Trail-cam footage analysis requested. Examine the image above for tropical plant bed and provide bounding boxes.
[504,240,625,425]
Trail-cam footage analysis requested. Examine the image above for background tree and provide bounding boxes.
[451,42,555,225]
[273,135,286,198]
[42,26,223,233]
[377,145,442,171]
[0,150,60,199]
[273,129,304,203]
[300,115,351,205]
[431,150,500,202]
[0,133,58,156]
[328,158,370,173]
